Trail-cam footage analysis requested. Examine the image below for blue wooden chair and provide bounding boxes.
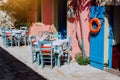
[51,33,58,40]
[38,31,51,41]
[51,32,63,41]
[1,27,6,46]
[20,26,28,46]
[57,36,72,67]
[20,32,27,46]
[38,40,56,69]
[4,29,14,47]
[14,33,21,47]
[62,36,72,64]
[58,32,62,39]
[30,36,39,64]
[38,31,43,39]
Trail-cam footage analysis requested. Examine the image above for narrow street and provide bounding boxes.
[0,37,120,80]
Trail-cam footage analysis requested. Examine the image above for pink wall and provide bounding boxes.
[29,23,52,40]
[69,0,90,58]
[69,22,81,58]
[42,0,52,25]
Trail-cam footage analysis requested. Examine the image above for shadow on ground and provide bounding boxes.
[0,47,47,80]
[105,69,120,77]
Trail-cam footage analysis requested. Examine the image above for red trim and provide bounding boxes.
[6,32,11,36]
[41,46,51,53]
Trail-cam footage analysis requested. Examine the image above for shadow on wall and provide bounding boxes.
[68,0,90,39]
[67,0,90,57]
[68,0,90,19]
[0,47,47,80]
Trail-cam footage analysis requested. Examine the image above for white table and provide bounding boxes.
[2,29,28,47]
[5,29,27,37]
[34,39,69,50]
[9,29,27,46]
[33,39,69,67]
[12,29,27,37]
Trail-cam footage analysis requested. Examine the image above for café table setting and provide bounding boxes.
[1,27,28,47]
[30,31,72,69]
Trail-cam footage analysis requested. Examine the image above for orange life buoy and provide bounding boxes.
[89,18,101,33]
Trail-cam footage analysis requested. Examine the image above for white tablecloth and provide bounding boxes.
[34,39,69,46]
[12,30,27,37]
[33,39,69,54]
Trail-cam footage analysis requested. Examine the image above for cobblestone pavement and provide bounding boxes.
[0,37,120,80]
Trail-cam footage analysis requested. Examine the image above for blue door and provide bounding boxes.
[90,6,105,70]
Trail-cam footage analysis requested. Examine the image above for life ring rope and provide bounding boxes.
[89,18,101,33]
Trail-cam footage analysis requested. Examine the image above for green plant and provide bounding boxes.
[21,22,31,27]
[76,57,89,65]
[75,52,89,65]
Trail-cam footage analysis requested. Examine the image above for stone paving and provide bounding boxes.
[0,37,120,80]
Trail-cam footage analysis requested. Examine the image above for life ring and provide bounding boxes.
[89,18,101,33]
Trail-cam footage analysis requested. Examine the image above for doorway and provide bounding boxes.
[112,6,120,71]
[58,0,67,39]
[52,0,67,39]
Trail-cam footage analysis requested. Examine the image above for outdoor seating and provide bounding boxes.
[20,26,28,30]
[10,29,28,47]
[20,26,28,46]
[51,33,58,41]
[38,31,51,41]
[1,27,7,46]
[53,37,72,67]
[30,36,39,64]
[0,27,28,47]
[30,30,71,68]
[38,40,56,69]
[38,31,43,39]
[20,31,27,46]
[3,29,16,47]
[62,36,72,64]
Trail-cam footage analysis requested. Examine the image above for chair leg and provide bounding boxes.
[37,53,40,65]
[55,54,57,66]
[57,53,63,67]
[14,40,17,46]
[57,57,60,67]
[3,39,6,46]
[18,39,20,47]
[51,56,53,69]
[32,54,34,63]
[4,38,8,47]
[6,39,9,48]
[4,39,7,47]
[24,37,27,46]
[11,40,13,47]
[67,54,70,64]
[41,55,44,69]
